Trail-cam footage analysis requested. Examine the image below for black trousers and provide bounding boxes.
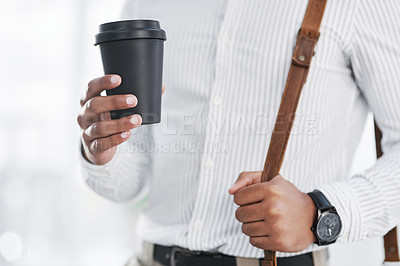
[154,244,314,266]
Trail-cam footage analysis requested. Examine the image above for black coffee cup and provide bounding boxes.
[95,20,167,124]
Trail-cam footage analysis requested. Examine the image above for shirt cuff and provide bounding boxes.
[79,146,123,199]
[79,145,121,177]
[316,181,363,243]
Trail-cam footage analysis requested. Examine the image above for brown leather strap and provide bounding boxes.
[260,0,327,264]
[374,122,400,262]
[384,228,400,262]
[374,122,383,159]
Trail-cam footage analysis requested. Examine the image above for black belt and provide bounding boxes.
[154,244,314,266]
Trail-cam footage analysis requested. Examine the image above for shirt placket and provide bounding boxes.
[186,3,234,250]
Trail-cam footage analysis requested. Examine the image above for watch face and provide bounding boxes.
[316,211,342,242]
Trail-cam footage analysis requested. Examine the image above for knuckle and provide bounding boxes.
[267,184,281,196]
[84,115,96,128]
[105,121,120,136]
[87,98,100,113]
[249,237,257,246]
[238,172,251,183]
[77,114,95,130]
[77,115,83,128]
[249,237,265,249]
[111,132,123,145]
[81,130,90,143]
[235,207,244,221]
[268,208,280,218]
[96,139,106,153]
[81,138,90,151]
[96,122,114,137]
[121,117,133,130]
[241,224,247,234]
[233,193,241,205]
[267,202,281,217]
[92,138,109,153]
[91,122,102,136]
[252,185,265,202]
[238,171,247,179]
[87,80,96,92]
[242,223,252,236]
[271,221,284,233]
[235,208,241,221]
[91,139,100,153]
[266,204,282,219]
[85,98,94,111]
[111,96,124,109]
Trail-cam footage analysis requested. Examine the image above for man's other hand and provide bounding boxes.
[228,172,317,252]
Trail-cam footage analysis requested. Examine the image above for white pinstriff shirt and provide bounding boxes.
[81,0,400,258]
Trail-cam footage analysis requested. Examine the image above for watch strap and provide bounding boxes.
[308,189,333,212]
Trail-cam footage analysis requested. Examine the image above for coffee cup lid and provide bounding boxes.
[95,20,166,45]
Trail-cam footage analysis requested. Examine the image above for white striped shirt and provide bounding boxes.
[81,0,400,258]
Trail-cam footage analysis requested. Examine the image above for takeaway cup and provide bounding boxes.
[95,20,167,124]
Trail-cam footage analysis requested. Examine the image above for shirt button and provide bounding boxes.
[213,96,222,106]
[194,220,204,230]
[205,160,214,170]
[222,34,230,44]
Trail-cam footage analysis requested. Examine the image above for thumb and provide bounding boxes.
[228,171,262,195]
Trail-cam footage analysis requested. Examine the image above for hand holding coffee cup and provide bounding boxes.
[77,75,166,165]
[77,74,141,166]
[77,19,166,165]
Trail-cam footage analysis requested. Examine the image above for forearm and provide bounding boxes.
[79,138,151,202]
[317,143,400,242]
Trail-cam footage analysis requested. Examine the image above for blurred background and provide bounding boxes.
[0,0,392,265]
[0,0,142,265]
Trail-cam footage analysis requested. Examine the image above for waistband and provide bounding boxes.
[153,243,316,266]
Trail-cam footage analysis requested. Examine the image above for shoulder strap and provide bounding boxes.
[374,122,400,263]
[260,0,327,185]
[261,0,327,264]
[259,0,399,263]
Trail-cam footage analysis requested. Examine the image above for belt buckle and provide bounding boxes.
[170,246,202,265]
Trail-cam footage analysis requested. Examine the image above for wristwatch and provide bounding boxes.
[307,189,342,246]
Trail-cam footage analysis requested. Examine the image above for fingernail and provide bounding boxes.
[130,116,139,125]
[126,96,136,105]
[121,132,129,138]
[110,75,119,84]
